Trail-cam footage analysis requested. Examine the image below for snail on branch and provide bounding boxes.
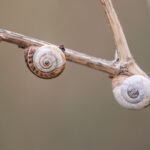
[112,75,150,110]
[24,45,66,79]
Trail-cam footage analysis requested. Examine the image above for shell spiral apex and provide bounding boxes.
[24,45,66,79]
[112,75,150,110]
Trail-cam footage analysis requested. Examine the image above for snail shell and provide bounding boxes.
[112,75,150,110]
[24,45,66,79]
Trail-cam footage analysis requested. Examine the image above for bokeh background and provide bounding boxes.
[0,0,150,149]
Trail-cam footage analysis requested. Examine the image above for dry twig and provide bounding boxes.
[0,0,147,78]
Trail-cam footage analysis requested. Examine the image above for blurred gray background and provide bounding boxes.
[0,0,150,149]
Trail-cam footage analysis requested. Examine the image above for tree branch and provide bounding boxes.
[0,0,147,78]
[100,0,147,77]
[0,29,119,76]
[100,0,132,62]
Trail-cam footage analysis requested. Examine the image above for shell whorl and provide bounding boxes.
[112,75,150,110]
[24,45,66,79]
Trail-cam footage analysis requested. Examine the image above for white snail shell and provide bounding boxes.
[112,75,150,110]
[24,45,66,79]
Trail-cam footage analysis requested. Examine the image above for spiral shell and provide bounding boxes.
[112,75,150,110]
[24,45,66,79]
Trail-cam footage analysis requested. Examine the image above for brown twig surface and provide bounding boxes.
[0,29,119,76]
[100,0,132,63]
[0,0,148,78]
[100,0,147,77]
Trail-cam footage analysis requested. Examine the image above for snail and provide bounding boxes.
[24,45,66,79]
[112,75,150,110]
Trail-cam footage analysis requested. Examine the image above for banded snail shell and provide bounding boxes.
[24,45,66,79]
